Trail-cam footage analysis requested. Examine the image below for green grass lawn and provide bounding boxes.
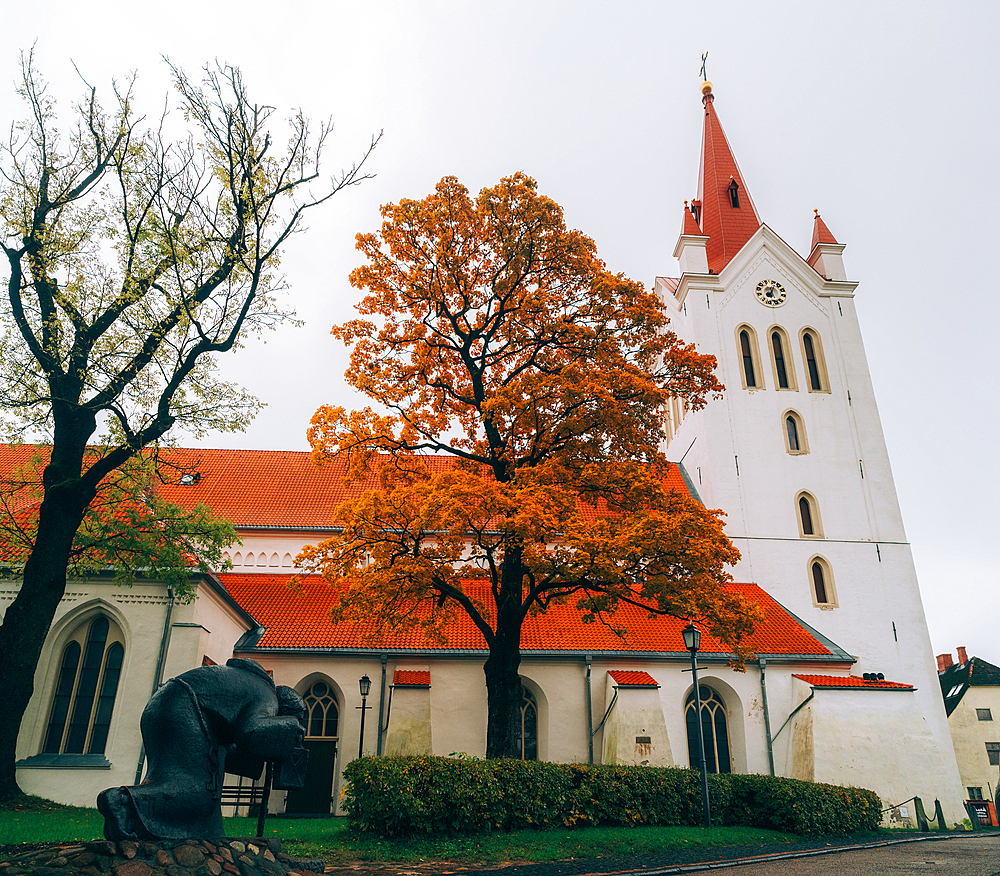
[0,805,861,867]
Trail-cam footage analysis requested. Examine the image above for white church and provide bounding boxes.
[3,81,967,825]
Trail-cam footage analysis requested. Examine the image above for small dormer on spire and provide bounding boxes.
[807,209,848,280]
[674,200,710,275]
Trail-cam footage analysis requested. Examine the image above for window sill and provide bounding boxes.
[16,754,112,769]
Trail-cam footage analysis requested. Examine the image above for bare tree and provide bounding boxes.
[0,53,378,802]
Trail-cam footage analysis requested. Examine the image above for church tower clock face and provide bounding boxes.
[755,278,787,306]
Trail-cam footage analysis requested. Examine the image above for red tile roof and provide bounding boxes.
[0,446,693,532]
[222,574,837,658]
[793,674,913,690]
[697,89,762,274]
[609,670,659,687]
[656,277,681,298]
[810,211,840,252]
[393,670,430,686]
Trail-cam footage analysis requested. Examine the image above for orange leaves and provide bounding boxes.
[306,172,756,666]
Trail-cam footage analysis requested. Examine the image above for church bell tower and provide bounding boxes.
[659,80,962,810]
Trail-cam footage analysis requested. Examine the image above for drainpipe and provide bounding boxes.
[758,657,775,776]
[585,655,593,765]
[134,586,175,783]
[376,653,388,756]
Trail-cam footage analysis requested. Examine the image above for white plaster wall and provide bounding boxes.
[601,677,673,767]
[802,686,968,826]
[384,687,433,756]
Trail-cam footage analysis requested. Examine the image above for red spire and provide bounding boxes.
[810,209,839,252]
[682,200,703,235]
[696,83,761,273]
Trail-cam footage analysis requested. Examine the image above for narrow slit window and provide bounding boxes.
[786,416,800,451]
[740,330,756,388]
[771,332,789,388]
[812,561,828,604]
[799,496,814,535]
[803,332,823,391]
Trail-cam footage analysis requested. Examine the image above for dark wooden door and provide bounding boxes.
[285,740,337,813]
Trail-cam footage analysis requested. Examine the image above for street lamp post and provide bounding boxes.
[683,623,712,829]
[358,674,372,758]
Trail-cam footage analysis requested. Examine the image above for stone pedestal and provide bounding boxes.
[0,838,324,876]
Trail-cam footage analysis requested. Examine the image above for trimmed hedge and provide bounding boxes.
[343,757,881,837]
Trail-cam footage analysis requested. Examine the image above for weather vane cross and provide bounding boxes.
[700,52,709,82]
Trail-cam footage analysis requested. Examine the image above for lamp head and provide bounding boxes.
[682,623,701,653]
[359,674,372,698]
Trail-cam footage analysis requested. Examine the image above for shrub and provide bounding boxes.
[342,757,881,837]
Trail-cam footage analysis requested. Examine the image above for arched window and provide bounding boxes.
[772,332,788,388]
[809,557,837,607]
[514,686,538,760]
[799,329,829,392]
[796,491,823,538]
[685,686,731,773]
[43,616,125,756]
[303,680,339,739]
[783,411,808,455]
[736,325,763,390]
[768,327,796,390]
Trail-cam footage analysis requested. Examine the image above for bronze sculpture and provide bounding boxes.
[98,658,308,840]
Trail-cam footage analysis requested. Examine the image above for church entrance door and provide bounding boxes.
[285,680,340,814]
[285,739,337,813]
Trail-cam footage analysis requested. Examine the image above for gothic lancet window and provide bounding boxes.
[685,686,731,773]
[43,616,125,756]
[737,326,763,390]
[809,557,837,607]
[768,327,797,390]
[800,329,829,392]
[303,680,339,739]
[796,491,822,538]
[771,332,789,388]
[514,686,538,760]
[783,411,808,455]
[799,497,814,535]
[787,416,800,451]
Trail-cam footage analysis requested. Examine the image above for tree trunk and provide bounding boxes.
[0,444,94,802]
[483,549,525,759]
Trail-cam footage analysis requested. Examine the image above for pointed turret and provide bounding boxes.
[682,200,703,236]
[695,82,761,274]
[810,208,839,251]
[673,200,710,274]
[807,209,848,280]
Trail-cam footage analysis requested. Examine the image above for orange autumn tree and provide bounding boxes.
[301,173,761,758]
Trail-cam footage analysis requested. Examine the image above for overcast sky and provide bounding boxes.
[3,2,997,666]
